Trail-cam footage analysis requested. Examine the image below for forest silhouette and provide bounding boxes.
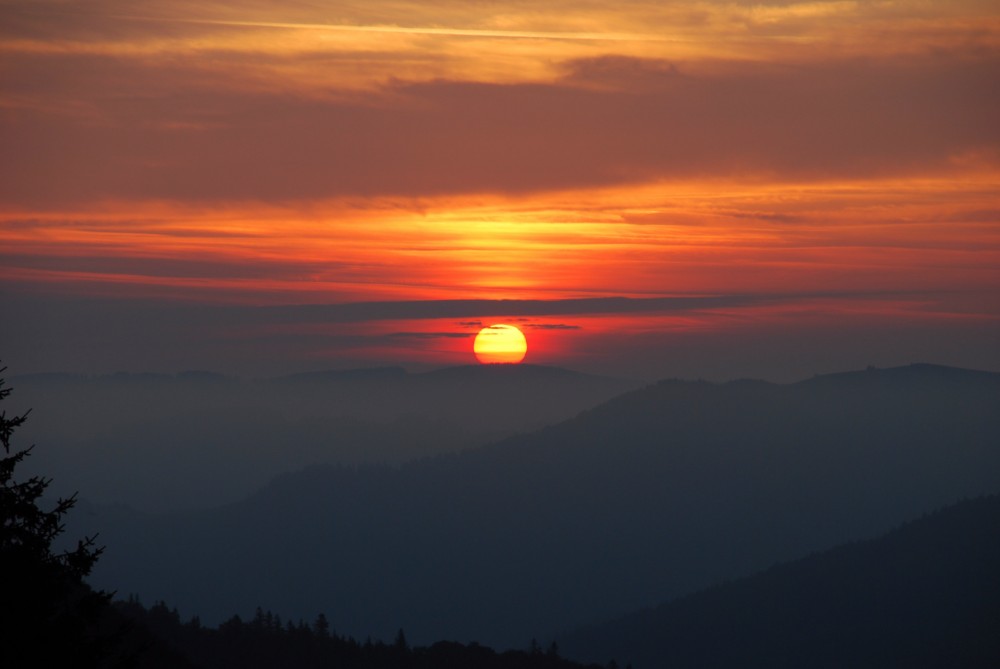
[113,598,613,669]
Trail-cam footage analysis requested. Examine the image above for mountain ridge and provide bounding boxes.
[75,363,1000,646]
[558,492,1000,668]
[13,362,641,510]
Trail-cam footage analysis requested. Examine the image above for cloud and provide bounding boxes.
[0,252,310,281]
[525,323,582,330]
[560,55,681,91]
[3,289,997,379]
[2,47,998,206]
[0,290,866,335]
[179,292,961,330]
[245,296,763,325]
[386,331,473,339]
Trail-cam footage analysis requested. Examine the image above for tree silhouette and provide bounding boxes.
[313,612,331,639]
[0,363,113,665]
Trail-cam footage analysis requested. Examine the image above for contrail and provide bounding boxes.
[114,15,672,42]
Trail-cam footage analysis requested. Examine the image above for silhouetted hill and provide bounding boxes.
[76,364,1000,647]
[797,362,997,389]
[11,365,639,510]
[558,493,1000,668]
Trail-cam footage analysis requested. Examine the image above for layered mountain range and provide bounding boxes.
[62,364,999,648]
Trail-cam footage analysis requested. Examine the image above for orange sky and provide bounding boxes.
[1,0,998,379]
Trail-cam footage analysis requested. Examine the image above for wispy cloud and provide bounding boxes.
[114,15,671,42]
[4,52,998,207]
[386,331,473,339]
[241,293,933,325]
[525,323,582,330]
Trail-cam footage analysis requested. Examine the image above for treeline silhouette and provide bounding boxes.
[114,598,614,669]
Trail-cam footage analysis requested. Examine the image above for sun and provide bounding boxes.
[473,324,528,364]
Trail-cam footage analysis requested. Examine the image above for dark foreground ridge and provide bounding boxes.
[558,493,1000,669]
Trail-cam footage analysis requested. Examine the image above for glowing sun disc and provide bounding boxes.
[473,324,527,364]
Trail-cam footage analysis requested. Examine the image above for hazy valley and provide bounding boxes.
[11,365,639,511]
[46,363,1000,654]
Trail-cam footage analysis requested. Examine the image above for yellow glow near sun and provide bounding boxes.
[473,324,528,364]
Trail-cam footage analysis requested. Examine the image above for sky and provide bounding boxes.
[1,0,998,381]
